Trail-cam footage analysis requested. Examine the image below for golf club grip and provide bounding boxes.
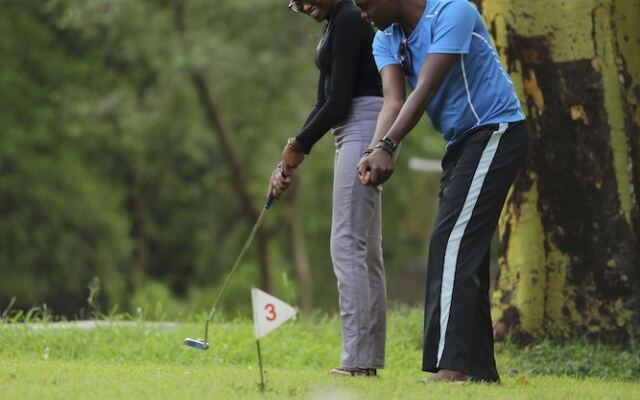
[265,194,275,209]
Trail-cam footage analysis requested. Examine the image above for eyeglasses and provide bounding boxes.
[288,0,310,13]
[398,39,413,75]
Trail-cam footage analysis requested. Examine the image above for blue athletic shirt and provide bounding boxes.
[372,0,524,145]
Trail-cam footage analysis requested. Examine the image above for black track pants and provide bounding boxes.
[422,121,528,382]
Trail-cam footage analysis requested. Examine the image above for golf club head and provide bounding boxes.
[184,338,209,350]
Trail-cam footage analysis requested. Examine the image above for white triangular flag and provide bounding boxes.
[251,288,297,339]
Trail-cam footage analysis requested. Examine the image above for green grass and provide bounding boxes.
[1,308,639,399]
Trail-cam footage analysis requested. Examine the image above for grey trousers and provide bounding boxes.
[330,96,386,369]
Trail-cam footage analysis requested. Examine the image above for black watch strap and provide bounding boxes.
[379,136,398,152]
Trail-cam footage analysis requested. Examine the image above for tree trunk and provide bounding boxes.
[131,173,148,288]
[190,72,273,294]
[284,172,314,312]
[173,0,273,292]
[475,0,640,341]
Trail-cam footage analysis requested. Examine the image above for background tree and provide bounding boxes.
[473,0,640,341]
[0,0,132,313]
[0,0,450,317]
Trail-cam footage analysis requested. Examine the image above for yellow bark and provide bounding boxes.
[483,0,639,339]
[493,174,545,335]
[593,3,633,226]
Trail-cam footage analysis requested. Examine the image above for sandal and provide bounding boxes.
[330,367,377,377]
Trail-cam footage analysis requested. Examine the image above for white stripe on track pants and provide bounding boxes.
[422,121,529,382]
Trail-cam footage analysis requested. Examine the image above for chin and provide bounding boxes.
[366,14,391,30]
[372,20,391,30]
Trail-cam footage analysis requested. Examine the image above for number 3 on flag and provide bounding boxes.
[252,288,297,339]
[265,303,277,321]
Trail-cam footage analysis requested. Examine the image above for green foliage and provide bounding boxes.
[0,0,445,315]
[0,0,131,312]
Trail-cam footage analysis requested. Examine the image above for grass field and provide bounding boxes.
[1,308,639,399]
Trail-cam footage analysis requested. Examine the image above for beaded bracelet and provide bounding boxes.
[374,142,394,157]
[362,148,374,157]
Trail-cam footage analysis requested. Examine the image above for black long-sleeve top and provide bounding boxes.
[295,0,382,154]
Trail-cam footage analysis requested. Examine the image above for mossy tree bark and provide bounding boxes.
[473,0,640,341]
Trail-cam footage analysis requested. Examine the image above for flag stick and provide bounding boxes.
[256,339,265,393]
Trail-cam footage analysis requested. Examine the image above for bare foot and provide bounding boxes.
[430,369,469,383]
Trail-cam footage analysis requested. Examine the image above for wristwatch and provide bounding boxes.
[380,135,398,152]
[375,135,398,156]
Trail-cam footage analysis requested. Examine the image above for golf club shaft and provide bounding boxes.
[203,195,274,342]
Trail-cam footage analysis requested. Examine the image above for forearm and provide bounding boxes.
[302,104,323,129]
[383,84,434,144]
[368,99,404,149]
[382,53,458,144]
[295,96,351,153]
[300,73,326,131]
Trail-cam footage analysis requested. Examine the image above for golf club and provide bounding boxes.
[184,194,275,350]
